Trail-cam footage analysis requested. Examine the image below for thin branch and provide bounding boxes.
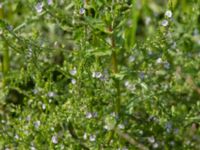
[115,128,149,150]
[68,121,90,150]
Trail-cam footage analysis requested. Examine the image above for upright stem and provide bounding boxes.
[111,51,118,73]
[3,45,9,78]
[125,0,139,50]
[106,25,121,145]
[109,26,121,117]
[168,0,178,10]
[0,6,10,87]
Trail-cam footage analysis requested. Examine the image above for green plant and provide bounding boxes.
[0,0,200,149]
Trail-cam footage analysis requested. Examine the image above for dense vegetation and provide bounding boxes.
[0,0,200,149]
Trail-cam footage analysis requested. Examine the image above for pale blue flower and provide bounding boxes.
[161,20,168,27]
[71,78,76,84]
[79,8,85,15]
[47,0,53,5]
[70,68,77,76]
[148,136,155,143]
[35,2,43,13]
[165,10,172,18]
[89,134,96,142]
[34,120,41,129]
[52,135,58,144]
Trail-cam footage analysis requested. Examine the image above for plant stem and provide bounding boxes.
[106,20,121,146]
[0,6,10,87]
[1,46,9,87]
[68,121,90,150]
[125,0,139,50]
[168,0,178,10]
[3,46,9,74]
[109,26,121,116]
[115,128,149,150]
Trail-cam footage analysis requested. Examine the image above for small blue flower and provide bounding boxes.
[165,10,172,18]
[79,8,85,15]
[164,62,170,69]
[70,68,77,76]
[47,0,53,5]
[34,120,41,129]
[52,135,58,144]
[161,20,168,27]
[89,134,96,142]
[71,78,76,84]
[35,2,43,13]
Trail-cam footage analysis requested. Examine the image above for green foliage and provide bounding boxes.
[0,0,200,149]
